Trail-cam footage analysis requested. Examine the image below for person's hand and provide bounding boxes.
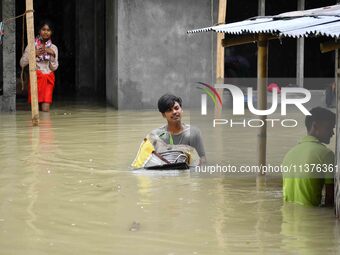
[35,47,45,57]
[45,48,55,57]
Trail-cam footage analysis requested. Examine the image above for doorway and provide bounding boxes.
[15,0,106,103]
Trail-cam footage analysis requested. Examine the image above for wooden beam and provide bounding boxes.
[320,41,340,53]
[335,48,340,218]
[221,34,278,48]
[215,0,227,115]
[25,0,39,126]
[257,34,268,175]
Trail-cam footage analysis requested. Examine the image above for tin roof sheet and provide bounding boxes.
[188,4,340,38]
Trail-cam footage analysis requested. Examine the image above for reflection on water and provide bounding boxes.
[0,105,339,254]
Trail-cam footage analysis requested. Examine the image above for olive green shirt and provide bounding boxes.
[282,135,334,206]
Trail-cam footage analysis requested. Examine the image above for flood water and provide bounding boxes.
[0,104,339,255]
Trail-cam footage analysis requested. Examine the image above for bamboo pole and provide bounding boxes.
[256,0,268,185]
[296,0,305,88]
[256,0,267,187]
[257,34,268,175]
[25,0,39,126]
[215,0,227,114]
[335,48,340,218]
[258,0,265,16]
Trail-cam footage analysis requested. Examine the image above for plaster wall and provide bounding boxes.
[107,0,215,109]
[0,0,15,112]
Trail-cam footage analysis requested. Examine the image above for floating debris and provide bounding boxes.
[129,221,140,232]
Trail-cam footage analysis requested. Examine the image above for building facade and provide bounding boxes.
[0,0,336,111]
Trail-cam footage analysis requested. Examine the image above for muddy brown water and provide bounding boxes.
[0,105,338,254]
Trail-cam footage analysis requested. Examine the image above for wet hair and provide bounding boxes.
[37,20,54,33]
[158,94,182,113]
[305,107,335,131]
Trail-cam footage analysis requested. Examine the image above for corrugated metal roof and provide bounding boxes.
[187,4,340,38]
[282,18,340,38]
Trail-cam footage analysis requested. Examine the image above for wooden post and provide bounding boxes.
[335,0,340,219]
[25,0,39,126]
[258,0,265,16]
[296,0,305,87]
[256,0,267,189]
[335,47,340,218]
[257,34,268,175]
[215,0,227,114]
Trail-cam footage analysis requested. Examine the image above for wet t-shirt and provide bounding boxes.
[151,124,205,157]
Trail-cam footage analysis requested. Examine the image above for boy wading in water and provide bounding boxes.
[152,94,206,165]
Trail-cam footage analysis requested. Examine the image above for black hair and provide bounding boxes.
[305,107,335,131]
[36,20,54,33]
[157,94,182,113]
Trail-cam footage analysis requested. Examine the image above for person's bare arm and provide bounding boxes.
[45,47,55,58]
[48,45,59,71]
[20,46,29,68]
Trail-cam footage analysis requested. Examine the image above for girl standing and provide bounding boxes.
[20,20,58,112]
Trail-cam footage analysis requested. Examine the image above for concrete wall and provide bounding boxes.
[108,0,215,109]
[0,1,2,98]
[94,1,106,99]
[0,0,215,110]
[106,0,118,108]
[0,0,15,112]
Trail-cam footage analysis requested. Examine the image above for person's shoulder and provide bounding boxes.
[182,124,198,130]
[322,147,335,160]
[299,136,329,149]
[311,140,334,156]
[282,144,300,160]
[310,144,334,164]
[296,136,334,160]
[188,124,201,133]
[51,44,58,50]
[150,125,167,135]
[183,124,202,136]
